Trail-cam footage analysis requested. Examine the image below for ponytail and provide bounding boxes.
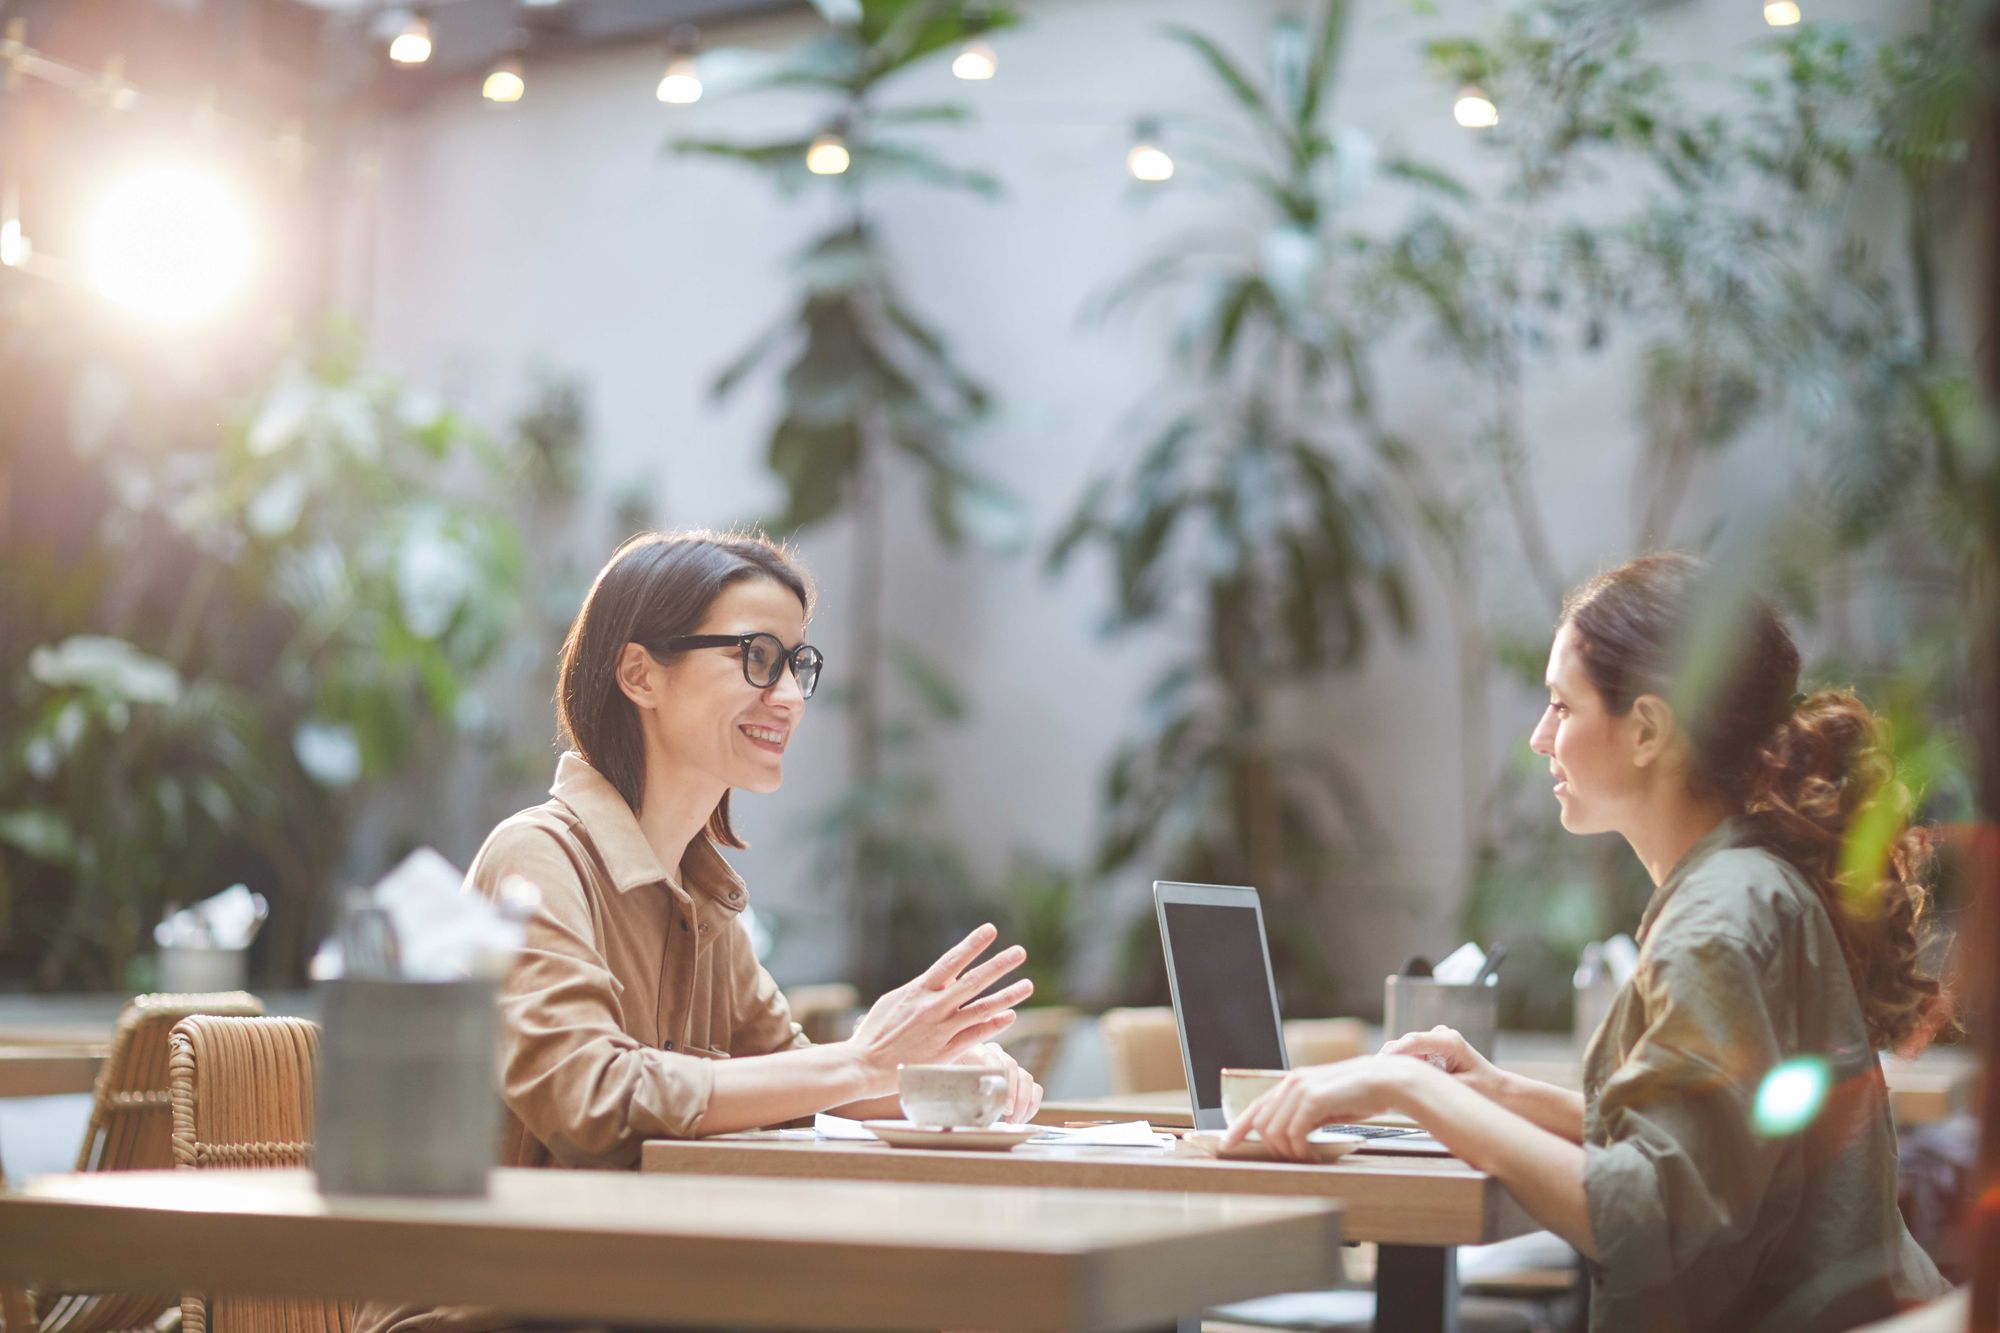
[1743,688,1941,1051]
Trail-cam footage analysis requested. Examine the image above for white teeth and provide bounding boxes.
[743,726,787,745]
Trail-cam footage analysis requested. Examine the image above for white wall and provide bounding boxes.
[357,0,1926,1005]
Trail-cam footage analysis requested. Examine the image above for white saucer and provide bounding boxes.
[1180,1129,1365,1164]
[860,1119,1041,1151]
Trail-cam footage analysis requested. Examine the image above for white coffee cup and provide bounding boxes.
[1219,1067,1287,1125]
[898,1064,1009,1128]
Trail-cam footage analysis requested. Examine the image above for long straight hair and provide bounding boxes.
[555,530,813,847]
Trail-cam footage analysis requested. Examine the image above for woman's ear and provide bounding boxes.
[1628,694,1676,770]
[614,643,660,711]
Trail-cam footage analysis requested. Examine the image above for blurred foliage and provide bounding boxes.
[1052,1,1450,1013]
[0,322,527,989]
[676,0,1032,996]
[1409,0,1987,1026]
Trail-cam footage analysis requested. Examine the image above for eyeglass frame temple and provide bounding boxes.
[658,633,822,693]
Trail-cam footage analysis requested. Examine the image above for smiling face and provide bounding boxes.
[633,576,810,796]
[1528,623,1652,836]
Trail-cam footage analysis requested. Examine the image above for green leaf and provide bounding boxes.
[767,414,863,532]
[0,809,78,867]
[1164,24,1278,129]
[890,642,968,722]
[1298,0,1352,129]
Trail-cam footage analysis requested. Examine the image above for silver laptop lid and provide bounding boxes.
[1152,881,1289,1131]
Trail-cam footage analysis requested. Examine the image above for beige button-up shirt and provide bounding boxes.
[475,751,808,1169]
[358,752,808,1333]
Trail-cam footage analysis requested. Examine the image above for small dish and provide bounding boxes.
[1180,1128,1364,1164]
[860,1119,1042,1152]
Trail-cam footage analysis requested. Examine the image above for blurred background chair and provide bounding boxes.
[1282,1018,1366,1068]
[168,1014,350,1333]
[782,983,859,1046]
[1098,1006,1185,1094]
[1,992,263,1333]
[996,1006,1078,1088]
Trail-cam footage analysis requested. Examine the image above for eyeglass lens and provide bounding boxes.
[743,634,821,699]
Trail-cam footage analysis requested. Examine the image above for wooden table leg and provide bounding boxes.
[1374,1244,1457,1333]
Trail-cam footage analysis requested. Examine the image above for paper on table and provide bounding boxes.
[1028,1120,1171,1148]
[813,1113,880,1141]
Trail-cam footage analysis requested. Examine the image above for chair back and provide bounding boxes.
[1098,1006,1188,1094]
[997,1006,1079,1087]
[5,993,263,1333]
[782,983,859,1045]
[168,1016,351,1333]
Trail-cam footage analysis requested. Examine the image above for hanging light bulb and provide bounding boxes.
[1126,120,1173,182]
[1,183,27,269]
[1763,0,1802,25]
[952,38,997,81]
[656,26,702,104]
[389,14,433,65]
[806,130,851,175]
[1452,85,1499,129]
[483,55,526,104]
[657,53,702,103]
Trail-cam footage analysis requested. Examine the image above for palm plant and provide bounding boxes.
[1050,1,1435,1010]
[674,0,1025,993]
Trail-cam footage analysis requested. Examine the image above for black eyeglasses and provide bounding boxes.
[663,632,823,700]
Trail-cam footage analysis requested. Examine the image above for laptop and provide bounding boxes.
[1153,880,1444,1152]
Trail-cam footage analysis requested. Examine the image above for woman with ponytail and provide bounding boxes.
[1226,552,1950,1331]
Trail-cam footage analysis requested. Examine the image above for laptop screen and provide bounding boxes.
[1160,900,1287,1111]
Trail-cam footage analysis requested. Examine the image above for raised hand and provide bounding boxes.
[846,923,1033,1096]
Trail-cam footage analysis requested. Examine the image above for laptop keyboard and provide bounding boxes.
[1321,1124,1424,1140]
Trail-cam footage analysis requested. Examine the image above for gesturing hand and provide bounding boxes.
[847,923,1033,1097]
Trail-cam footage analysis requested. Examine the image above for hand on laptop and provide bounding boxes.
[1379,1025,1503,1099]
[1219,1056,1421,1163]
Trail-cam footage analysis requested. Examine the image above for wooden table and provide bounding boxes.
[1042,1038,1977,1130]
[644,1135,1533,1333]
[0,1167,1343,1332]
[0,1044,107,1099]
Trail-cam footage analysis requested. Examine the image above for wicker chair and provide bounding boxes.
[996,1006,1078,1087]
[1098,1006,1188,1094]
[0,991,263,1333]
[167,1015,351,1333]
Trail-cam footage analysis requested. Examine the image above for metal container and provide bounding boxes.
[1382,974,1499,1063]
[314,977,501,1197]
[158,945,249,995]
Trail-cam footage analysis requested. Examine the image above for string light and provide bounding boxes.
[389,14,433,65]
[952,39,997,81]
[1763,0,1802,25]
[0,182,26,268]
[1453,85,1498,129]
[805,130,851,175]
[84,162,255,326]
[482,55,525,104]
[656,26,701,105]
[1126,119,1173,182]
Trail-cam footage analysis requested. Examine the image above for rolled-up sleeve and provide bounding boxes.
[1585,934,1790,1294]
[470,822,717,1166]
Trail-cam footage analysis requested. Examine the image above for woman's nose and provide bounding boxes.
[766,667,806,710]
[1528,710,1554,756]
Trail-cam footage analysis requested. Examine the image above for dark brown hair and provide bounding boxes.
[555,530,814,847]
[1561,552,1941,1051]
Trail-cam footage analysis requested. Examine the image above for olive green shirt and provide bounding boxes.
[1581,818,1948,1332]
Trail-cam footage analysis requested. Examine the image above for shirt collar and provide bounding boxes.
[549,752,749,912]
[1636,815,1748,944]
